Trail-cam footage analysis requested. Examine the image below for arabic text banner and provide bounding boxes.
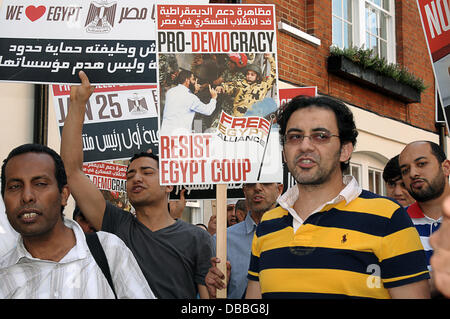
[0,0,197,84]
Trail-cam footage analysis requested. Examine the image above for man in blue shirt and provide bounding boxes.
[206,182,283,298]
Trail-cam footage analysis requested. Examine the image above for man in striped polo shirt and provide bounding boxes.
[245,96,430,299]
[399,141,449,296]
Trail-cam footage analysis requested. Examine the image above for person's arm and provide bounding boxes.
[258,53,276,92]
[388,280,430,299]
[245,232,262,299]
[190,84,218,116]
[429,196,450,297]
[379,206,431,298]
[207,215,217,236]
[198,284,209,299]
[194,228,216,299]
[61,70,106,230]
[429,274,440,298]
[245,280,262,299]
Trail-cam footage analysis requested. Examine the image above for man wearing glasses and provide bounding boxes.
[245,96,430,299]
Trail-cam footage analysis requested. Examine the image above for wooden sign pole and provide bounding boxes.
[216,183,227,298]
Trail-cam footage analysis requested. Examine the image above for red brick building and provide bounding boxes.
[214,0,444,195]
[276,0,436,131]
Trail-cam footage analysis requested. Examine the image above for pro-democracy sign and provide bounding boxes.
[0,0,197,84]
[157,4,282,186]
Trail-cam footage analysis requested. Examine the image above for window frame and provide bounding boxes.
[368,166,385,196]
[332,0,396,63]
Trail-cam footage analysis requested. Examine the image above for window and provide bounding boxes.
[332,0,396,62]
[332,0,353,49]
[345,162,362,185]
[368,168,385,195]
[346,156,387,197]
[365,0,390,60]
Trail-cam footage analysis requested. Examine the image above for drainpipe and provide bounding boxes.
[33,84,49,145]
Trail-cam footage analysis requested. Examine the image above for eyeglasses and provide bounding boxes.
[283,132,340,145]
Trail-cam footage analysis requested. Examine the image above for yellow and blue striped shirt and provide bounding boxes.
[248,182,429,299]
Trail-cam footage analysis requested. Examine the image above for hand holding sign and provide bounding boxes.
[205,257,231,298]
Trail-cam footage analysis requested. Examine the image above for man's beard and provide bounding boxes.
[289,150,341,186]
[250,200,273,215]
[408,171,446,202]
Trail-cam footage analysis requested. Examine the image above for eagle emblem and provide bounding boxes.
[85,1,117,33]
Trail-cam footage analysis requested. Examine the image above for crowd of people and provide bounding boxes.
[1,71,450,299]
[159,52,278,134]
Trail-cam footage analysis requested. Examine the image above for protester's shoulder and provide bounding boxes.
[105,201,134,219]
[96,231,129,250]
[174,219,210,238]
[348,189,403,219]
[94,231,138,265]
[0,247,18,269]
[105,201,128,213]
[260,206,288,223]
[227,220,247,234]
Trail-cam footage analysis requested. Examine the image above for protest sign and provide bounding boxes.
[156,4,282,186]
[52,84,159,162]
[416,0,450,129]
[52,83,159,211]
[0,0,197,84]
[83,161,127,193]
[83,161,131,211]
[279,86,317,107]
[168,86,318,200]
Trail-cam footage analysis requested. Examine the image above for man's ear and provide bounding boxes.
[61,185,70,207]
[277,183,284,196]
[340,142,354,164]
[441,159,450,177]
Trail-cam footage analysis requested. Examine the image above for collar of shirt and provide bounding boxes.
[407,202,443,223]
[176,83,190,93]
[278,175,362,232]
[7,218,89,266]
[244,211,258,235]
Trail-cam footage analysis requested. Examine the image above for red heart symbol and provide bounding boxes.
[25,5,46,22]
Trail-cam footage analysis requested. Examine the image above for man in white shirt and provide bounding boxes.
[160,69,217,135]
[0,143,155,299]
